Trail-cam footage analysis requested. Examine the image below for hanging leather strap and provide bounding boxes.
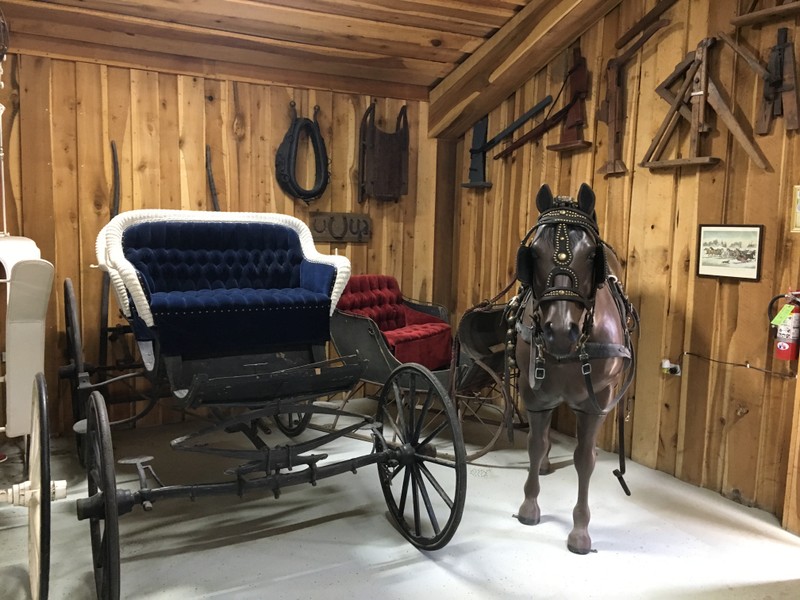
[275,102,329,203]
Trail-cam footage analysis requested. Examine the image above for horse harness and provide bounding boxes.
[275,101,330,203]
[509,200,638,416]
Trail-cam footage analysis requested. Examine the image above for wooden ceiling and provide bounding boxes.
[2,0,532,101]
[4,0,625,138]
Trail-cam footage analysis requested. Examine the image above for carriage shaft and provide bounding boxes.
[78,450,392,523]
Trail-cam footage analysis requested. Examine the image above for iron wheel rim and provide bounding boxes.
[376,363,467,551]
[86,392,120,600]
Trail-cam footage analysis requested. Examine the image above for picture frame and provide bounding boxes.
[793,185,800,233]
[697,224,764,281]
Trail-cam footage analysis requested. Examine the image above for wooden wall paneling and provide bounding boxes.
[158,74,181,212]
[674,0,729,488]
[271,85,296,216]
[229,81,252,214]
[625,0,688,471]
[482,99,507,301]
[50,60,80,432]
[177,75,207,211]
[269,85,298,216]
[330,93,367,271]
[717,20,777,509]
[204,79,230,211]
[409,101,435,300]
[432,137,458,312]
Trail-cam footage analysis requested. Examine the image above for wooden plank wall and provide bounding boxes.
[0,55,440,436]
[450,0,800,522]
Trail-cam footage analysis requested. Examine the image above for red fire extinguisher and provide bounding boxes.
[770,291,800,361]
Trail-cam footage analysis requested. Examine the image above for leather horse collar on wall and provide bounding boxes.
[275,101,329,203]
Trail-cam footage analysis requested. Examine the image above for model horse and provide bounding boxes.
[510,183,637,554]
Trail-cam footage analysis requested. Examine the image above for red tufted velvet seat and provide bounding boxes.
[336,274,451,371]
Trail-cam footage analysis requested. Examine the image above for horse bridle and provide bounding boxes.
[515,203,608,354]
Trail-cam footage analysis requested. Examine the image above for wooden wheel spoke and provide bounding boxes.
[418,461,454,509]
[411,464,441,534]
[398,467,411,516]
[418,418,449,448]
[411,467,421,536]
[413,388,434,443]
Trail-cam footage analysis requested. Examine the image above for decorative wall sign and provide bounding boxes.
[310,212,372,243]
[697,224,764,281]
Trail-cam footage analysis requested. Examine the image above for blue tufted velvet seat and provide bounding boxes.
[100,210,351,360]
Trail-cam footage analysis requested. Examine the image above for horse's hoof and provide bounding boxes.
[567,531,592,554]
[567,542,591,555]
[514,513,540,526]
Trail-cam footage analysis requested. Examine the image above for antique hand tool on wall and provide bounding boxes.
[758,28,798,133]
[494,47,590,160]
[546,47,592,152]
[718,28,798,135]
[597,18,669,175]
[641,37,768,171]
[462,94,552,188]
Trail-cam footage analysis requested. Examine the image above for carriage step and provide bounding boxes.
[118,454,165,501]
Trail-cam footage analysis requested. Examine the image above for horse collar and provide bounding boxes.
[275,102,330,203]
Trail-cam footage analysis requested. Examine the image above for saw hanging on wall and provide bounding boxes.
[358,101,409,203]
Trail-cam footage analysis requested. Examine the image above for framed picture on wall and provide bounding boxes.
[697,224,764,281]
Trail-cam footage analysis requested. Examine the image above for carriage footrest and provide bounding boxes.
[179,354,366,406]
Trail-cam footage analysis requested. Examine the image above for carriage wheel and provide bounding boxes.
[375,364,466,551]
[63,278,87,461]
[28,373,51,600]
[85,392,121,600]
[456,389,507,462]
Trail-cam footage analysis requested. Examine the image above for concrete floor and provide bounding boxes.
[3,415,800,600]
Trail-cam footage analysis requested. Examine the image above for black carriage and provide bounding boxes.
[62,210,467,599]
[329,274,522,461]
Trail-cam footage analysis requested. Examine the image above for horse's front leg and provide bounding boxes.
[568,410,607,554]
[516,408,553,525]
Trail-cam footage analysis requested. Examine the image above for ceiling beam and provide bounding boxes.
[428,0,624,139]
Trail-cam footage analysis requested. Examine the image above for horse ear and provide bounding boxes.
[536,184,554,213]
[516,245,534,286]
[576,183,596,216]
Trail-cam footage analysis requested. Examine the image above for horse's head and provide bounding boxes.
[516,183,607,356]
